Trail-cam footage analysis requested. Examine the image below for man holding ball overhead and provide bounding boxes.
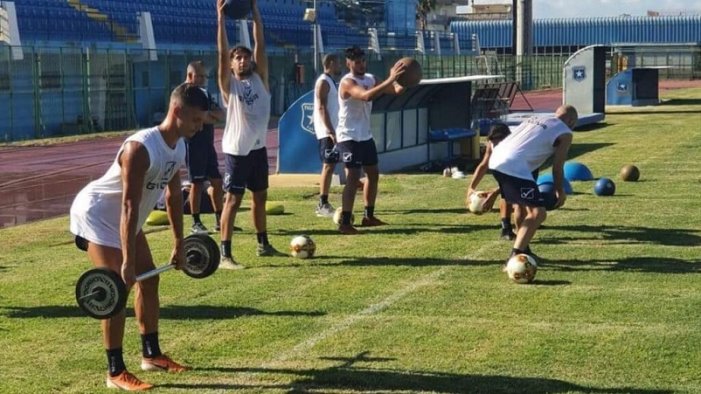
[335,46,409,234]
[217,0,281,269]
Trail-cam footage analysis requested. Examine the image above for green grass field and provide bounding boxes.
[2,89,701,393]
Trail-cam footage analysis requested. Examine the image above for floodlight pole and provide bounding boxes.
[313,0,318,74]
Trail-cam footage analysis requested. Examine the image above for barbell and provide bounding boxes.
[75,233,220,319]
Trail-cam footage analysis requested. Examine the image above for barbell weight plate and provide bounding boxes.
[182,234,220,278]
[75,268,127,320]
[193,233,220,277]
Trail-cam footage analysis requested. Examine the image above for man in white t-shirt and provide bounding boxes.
[69,83,209,390]
[335,46,407,235]
[313,53,343,217]
[216,0,281,268]
[488,105,578,262]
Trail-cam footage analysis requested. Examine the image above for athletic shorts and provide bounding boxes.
[223,147,269,195]
[336,139,378,169]
[318,137,339,164]
[186,129,221,182]
[492,170,545,207]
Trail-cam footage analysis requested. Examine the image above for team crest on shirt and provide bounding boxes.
[301,103,315,135]
[238,80,260,106]
[520,187,535,200]
[573,66,586,82]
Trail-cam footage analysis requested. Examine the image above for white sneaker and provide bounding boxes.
[219,257,245,270]
[191,222,209,235]
[315,202,335,217]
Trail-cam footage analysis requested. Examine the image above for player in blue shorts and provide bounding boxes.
[334,46,407,234]
[488,105,578,262]
[216,0,282,268]
[184,60,225,234]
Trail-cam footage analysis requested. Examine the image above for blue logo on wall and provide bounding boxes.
[617,82,628,93]
[573,66,586,82]
[301,103,314,134]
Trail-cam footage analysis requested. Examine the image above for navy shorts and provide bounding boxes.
[223,147,269,195]
[318,137,339,164]
[492,170,545,207]
[186,128,221,183]
[336,139,378,169]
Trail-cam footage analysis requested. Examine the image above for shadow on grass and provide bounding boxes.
[661,98,701,106]
[573,123,612,132]
[274,224,499,237]
[334,256,497,267]
[165,351,671,393]
[539,224,701,247]
[544,257,701,274]
[1,305,325,320]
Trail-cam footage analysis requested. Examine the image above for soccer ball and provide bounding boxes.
[290,235,316,259]
[332,207,355,225]
[468,191,487,214]
[505,254,538,284]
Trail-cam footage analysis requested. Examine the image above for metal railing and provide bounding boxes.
[0,44,698,142]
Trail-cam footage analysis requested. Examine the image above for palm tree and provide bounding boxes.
[416,0,436,30]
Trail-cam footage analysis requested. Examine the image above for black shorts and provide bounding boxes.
[223,147,269,195]
[186,128,221,182]
[336,139,378,169]
[492,170,545,207]
[318,137,339,164]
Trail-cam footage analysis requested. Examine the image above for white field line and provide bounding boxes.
[261,240,502,368]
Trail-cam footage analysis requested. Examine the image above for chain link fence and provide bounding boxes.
[0,44,699,142]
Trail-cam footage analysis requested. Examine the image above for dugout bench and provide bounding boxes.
[277,75,501,173]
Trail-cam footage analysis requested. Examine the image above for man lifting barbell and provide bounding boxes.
[69,83,210,391]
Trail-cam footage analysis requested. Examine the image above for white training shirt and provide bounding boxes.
[69,127,186,248]
[488,116,572,180]
[336,72,376,143]
[313,73,339,140]
[222,72,271,156]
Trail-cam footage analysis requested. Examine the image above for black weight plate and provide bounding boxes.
[182,234,219,278]
[75,268,127,319]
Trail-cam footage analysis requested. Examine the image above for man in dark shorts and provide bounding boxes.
[184,60,225,234]
[312,53,342,217]
[488,105,578,262]
[216,0,281,269]
[334,46,407,234]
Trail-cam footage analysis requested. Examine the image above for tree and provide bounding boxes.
[416,0,436,30]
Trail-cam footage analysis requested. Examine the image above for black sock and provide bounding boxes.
[215,211,222,226]
[106,348,126,377]
[501,218,512,231]
[341,211,352,225]
[511,247,527,256]
[256,232,269,245]
[221,240,232,258]
[142,332,162,358]
[364,206,374,219]
[192,213,201,224]
[320,195,329,205]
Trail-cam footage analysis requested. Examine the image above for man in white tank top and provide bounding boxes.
[69,83,209,390]
[335,46,407,235]
[217,0,281,268]
[488,105,578,264]
[313,53,342,217]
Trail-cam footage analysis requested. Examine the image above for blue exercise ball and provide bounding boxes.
[538,182,558,210]
[224,0,251,19]
[594,177,616,196]
[564,161,594,181]
[536,173,573,195]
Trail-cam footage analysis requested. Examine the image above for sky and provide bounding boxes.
[509,0,701,19]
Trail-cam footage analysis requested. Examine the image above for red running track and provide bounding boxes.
[1,80,698,229]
